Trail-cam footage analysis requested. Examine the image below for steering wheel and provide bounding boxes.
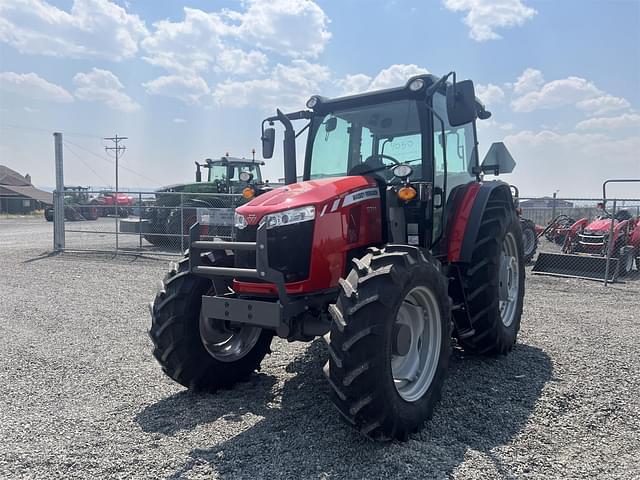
[364,153,400,166]
[348,153,401,177]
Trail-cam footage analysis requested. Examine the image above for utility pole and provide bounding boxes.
[53,132,65,251]
[104,135,127,197]
[104,135,128,252]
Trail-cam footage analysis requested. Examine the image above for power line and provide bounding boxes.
[64,139,162,185]
[63,141,111,185]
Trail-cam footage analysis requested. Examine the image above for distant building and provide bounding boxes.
[0,165,53,214]
[520,197,574,209]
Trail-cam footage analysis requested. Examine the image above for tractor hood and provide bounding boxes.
[585,218,615,232]
[236,176,378,223]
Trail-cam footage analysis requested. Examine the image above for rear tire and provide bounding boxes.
[617,246,634,277]
[324,245,450,441]
[520,218,538,263]
[44,208,54,222]
[150,254,273,391]
[458,198,525,355]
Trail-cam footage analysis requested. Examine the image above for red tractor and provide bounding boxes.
[93,191,133,217]
[533,180,640,281]
[149,73,525,440]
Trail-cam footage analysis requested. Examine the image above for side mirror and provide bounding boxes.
[325,117,337,133]
[261,127,275,159]
[481,142,516,175]
[446,79,477,127]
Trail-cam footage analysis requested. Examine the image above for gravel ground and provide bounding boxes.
[1,217,639,479]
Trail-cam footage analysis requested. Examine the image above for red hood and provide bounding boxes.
[236,176,377,223]
[586,218,615,231]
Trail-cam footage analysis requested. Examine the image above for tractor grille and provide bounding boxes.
[579,233,606,246]
[234,221,314,283]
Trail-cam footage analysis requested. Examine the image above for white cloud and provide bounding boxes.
[0,0,147,60]
[173,118,187,124]
[443,0,536,41]
[338,64,429,95]
[141,8,230,74]
[73,68,140,112]
[576,113,640,130]
[511,75,630,114]
[141,1,328,75]
[337,74,373,96]
[513,68,544,94]
[0,71,74,102]
[227,0,331,58]
[501,129,640,196]
[369,64,429,90]
[143,75,210,104]
[476,83,505,106]
[217,49,268,75]
[212,60,330,110]
[576,94,630,115]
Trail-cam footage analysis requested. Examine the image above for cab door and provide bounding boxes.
[431,93,478,244]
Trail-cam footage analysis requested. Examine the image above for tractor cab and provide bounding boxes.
[259,74,513,253]
[194,156,264,194]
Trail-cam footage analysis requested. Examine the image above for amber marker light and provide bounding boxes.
[242,187,255,199]
[397,186,417,201]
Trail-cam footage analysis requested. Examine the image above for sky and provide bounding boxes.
[0,0,639,197]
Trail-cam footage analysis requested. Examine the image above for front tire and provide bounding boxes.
[458,198,525,355]
[617,246,634,277]
[324,245,450,441]
[150,254,273,391]
[520,218,538,263]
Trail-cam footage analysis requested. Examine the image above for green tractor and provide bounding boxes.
[44,186,99,222]
[122,156,266,248]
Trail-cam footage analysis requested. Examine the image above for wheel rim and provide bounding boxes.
[499,231,520,327]
[199,287,261,362]
[523,228,535,256]
[391,286,442,403]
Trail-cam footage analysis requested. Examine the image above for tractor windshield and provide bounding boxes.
[207,163,262,183]
[307,100,423,181]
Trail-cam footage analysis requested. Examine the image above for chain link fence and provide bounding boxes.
[54,190,244,256]
[46,189,640,284]
[520,197,640,284]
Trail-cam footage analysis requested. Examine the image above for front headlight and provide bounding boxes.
[235,212,247,229]
[262,206,315,229]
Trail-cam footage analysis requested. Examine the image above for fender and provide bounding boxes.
[447,180,515,263]
[631,219,640,249]
[612,219,629,239]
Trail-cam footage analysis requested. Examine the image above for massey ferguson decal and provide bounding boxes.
[342,188,380,207]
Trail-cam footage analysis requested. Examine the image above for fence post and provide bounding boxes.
[603,199,617,286]
[53,132,65,251]
[139,192,143,250]
[180,193,185,254]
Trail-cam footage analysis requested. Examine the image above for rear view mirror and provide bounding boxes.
[481,142,516,175]
[325,117,337,132]
[262,127,275,159]
[446,79,477,127]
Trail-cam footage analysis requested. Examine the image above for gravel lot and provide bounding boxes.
[1,217,639,479]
